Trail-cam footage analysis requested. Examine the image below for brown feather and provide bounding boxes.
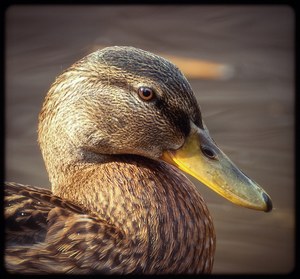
[5,46,216,274]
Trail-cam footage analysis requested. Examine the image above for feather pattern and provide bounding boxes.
[5,158,215,274]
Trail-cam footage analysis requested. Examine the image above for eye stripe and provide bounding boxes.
[155,97,191,137]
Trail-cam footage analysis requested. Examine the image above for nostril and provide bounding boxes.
[201,146,217,159]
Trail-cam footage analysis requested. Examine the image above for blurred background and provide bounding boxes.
[5,5,294,274]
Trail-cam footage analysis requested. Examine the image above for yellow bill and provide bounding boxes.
[161,123,272,212]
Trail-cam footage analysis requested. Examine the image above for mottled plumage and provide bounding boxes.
[5,158,215,274]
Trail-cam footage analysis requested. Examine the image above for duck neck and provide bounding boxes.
[48,154,215,273]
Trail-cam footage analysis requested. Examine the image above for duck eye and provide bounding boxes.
[138,87,155,101]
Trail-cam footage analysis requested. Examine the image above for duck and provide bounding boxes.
[5,46,272,274]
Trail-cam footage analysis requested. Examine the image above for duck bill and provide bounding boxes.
[161,124,272,212]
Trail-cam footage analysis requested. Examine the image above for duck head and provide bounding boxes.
[38,46,272,212]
